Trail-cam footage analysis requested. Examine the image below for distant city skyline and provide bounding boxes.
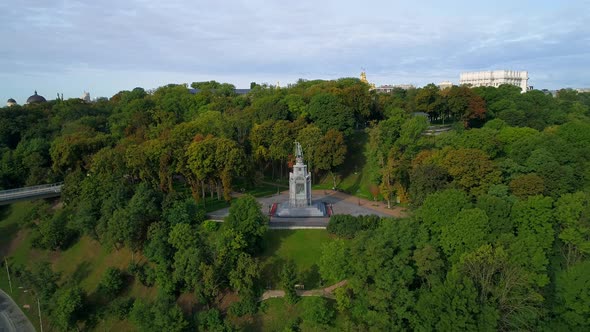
[1,0,589,103]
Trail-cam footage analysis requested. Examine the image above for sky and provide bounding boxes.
[1,0,589,103]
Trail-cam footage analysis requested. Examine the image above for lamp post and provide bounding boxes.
[4,257,12,294]
[37,296,43,332]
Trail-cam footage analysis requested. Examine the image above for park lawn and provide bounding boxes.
[241,297,341,332]
[260,230,334,289]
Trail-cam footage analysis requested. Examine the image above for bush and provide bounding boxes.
[201,219,219,232]
[327,215,362,238]
[327,215,380,238]
[228,295,258,316]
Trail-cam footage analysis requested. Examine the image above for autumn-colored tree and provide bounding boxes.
[446,86,487,127]
[509,173,545,198]
[442,148,501,196]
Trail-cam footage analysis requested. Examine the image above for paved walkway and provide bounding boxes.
[0,289,35,332]
[260,280,348,301]
[208,190,408,225]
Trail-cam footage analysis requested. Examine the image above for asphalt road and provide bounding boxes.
[0,289,35,332]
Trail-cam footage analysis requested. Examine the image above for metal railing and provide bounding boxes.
[0,182,63,201]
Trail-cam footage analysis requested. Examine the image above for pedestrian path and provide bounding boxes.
[260,280,348,301]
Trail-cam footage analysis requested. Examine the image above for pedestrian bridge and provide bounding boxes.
[0,182,63,205]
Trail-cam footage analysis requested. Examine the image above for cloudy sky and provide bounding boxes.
[1,0,589,103]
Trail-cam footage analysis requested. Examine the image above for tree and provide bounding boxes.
[315,129,347,187]
[98,267,126,299]
[509,173,545,198]
[509,195,555,287]
[229,253,260,297]
[440,208,490,262]
[224,195,268,254]
[414,271,479,331]
[442,148,501,197]
[197,308,232,332]
[414,84,444,122]
[281,260,298,304]
[446,86,486,126]
[103,182,161,251]
[20,261,60,303]
[130,297,189,332]
[417,189,471,245]
[476,194,513,240]
[53,286,85,331]
[308,93,355,137]
[163,197,205,226]
[413,245,444,287]
[554,261,590,328]
[409,163,449,207]
[297,124,323,174]
[459,245,543,330]
[186,135,246,202]
[168,223,205,291]
[32,209,74,250]
[555,192,590,267]
[303,297,334,325]
[319,239,350,282]
[346,220,417,330]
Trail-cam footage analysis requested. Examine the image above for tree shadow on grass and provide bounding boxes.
[0,221,19,256]
[69,261,92,285]
[261,230,295,256]
[260,257,285,290]
[299,264,321,289]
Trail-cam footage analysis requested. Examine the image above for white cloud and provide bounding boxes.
[0,0,589,101]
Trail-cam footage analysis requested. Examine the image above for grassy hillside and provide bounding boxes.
[1,203,337,331]
[0,202,154,331]
[313,130,375,200]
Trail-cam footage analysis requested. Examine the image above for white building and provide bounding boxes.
[81,91,91,103]
[459,70,529,93]
[373,84,415,93]
[438,81,453,90]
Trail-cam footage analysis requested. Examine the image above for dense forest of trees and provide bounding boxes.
[2,78,590,330]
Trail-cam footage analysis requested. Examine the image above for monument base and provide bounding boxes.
[274,201,327,218]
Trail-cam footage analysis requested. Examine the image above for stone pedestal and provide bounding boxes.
[275,141,326,218]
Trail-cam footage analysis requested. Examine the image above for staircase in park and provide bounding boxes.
[422,124,453,136]
[0,182,63,205]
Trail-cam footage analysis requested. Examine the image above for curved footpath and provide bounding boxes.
[0,289,35,332]
[260,280,348,301]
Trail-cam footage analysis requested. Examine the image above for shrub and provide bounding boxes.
[202,219,219,232]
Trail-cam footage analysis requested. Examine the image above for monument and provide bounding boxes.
[274,142,327,217]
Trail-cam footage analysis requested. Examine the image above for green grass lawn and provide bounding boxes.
[260,230,334,289]
[239,297,341,332]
